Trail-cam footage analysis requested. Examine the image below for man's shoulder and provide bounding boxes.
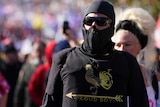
[112,50,139,68]
[54,47,77,63]
[113,50,137,60]
[57,47,76,56]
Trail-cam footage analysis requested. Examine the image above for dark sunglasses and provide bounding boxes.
[83,17,111,26]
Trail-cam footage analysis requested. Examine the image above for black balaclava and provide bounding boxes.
[80,0,115,56]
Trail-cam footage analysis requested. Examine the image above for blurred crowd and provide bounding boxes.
[0,0,160,107]
[0,0,85,53]
[0,0,84,107]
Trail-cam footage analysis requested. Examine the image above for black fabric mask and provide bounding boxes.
[81,25,114,55]
[80,0,115,56]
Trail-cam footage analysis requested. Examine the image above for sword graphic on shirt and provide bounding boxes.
[66,93,123,103]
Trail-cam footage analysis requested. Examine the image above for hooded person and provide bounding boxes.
[81,0,115,56]
[41,1,149,107]
[28,40,56,107]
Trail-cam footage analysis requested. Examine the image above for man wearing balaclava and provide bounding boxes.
[81,0,115,56]
[40,0,149,107]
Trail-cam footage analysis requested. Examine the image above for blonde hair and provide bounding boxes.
[116,7,157,75]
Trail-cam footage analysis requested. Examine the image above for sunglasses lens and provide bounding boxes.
[96,17,107,26]
[84,17,109,26]
[83,17,94,26]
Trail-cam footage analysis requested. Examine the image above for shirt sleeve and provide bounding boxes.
[127,55,149,107]
[146,86,156,107]
[40,50,67,107]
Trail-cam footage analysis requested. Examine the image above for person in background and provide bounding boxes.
[41,1,149,107]
[13,40,46,107]
[54,20,79,54]
[28,40,56,107]
[111,7,159,107]
[0,45,23,107]
[0,72,10,107]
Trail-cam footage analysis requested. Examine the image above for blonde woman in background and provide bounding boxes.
[112,7,160,107]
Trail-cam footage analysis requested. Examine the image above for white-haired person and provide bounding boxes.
[112,7,160,107]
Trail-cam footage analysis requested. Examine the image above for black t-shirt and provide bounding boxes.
[41,47,149,107]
